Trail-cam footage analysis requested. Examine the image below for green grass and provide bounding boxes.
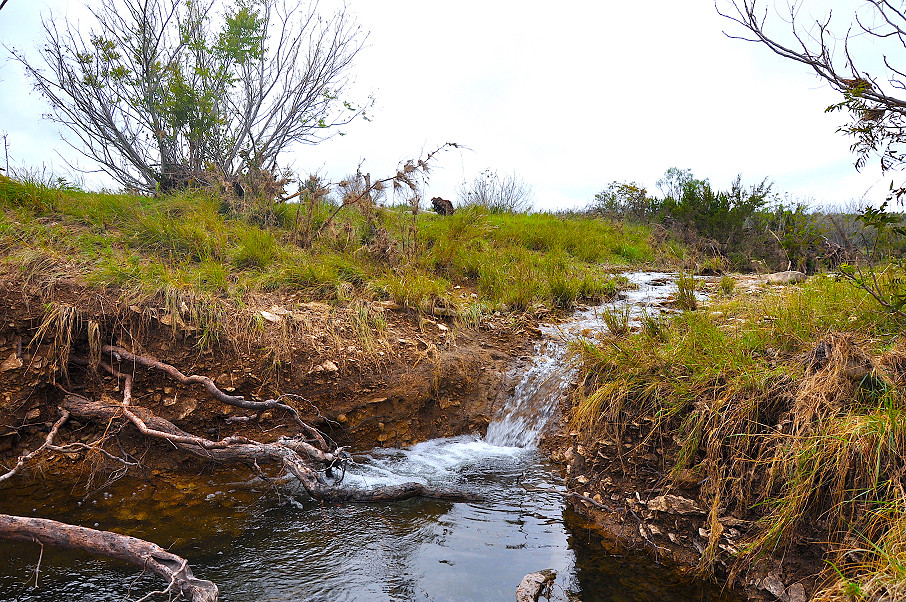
[0,175,660,320]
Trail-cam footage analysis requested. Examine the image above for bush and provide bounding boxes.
[457,169,533,213]
[590,181,659,222]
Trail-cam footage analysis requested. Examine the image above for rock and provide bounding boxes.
[0,352,22,372]
[176,398,197,420]
[760,571,787,599]
[309,360,339,375]
[765,271,807,285]
[515,569,556,602]
[646,494,704,515]
[786,583,807,602]
[258,310,282,323]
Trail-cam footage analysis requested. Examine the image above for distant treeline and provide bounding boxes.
[580,167,906,273]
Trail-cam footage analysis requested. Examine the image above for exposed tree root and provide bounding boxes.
[0,514,218,602]
[0,411,70,484]
[102,345,329,449]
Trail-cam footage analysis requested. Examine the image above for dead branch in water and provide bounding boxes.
[0,514,218,602]
[60,394,480,503]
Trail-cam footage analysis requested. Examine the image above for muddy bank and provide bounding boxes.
[0,270,529,478]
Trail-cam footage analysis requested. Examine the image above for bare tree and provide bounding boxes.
[457,168,534,213]
[8,0,367,192]
[718,1,906,196]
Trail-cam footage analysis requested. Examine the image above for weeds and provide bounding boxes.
[719,274,736,296]
[601,305,631,336]
[675,270,698,310]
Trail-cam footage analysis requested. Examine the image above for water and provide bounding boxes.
[0,273,737,601]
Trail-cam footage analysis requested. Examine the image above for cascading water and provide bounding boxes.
[0,273,734,602]
[485,271,691,448]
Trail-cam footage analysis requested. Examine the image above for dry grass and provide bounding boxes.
[570,275,906,590]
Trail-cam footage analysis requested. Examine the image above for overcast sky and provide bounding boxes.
[0,0,897,211]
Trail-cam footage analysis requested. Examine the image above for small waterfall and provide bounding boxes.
[484,272,690,449]
[483,337,574,448]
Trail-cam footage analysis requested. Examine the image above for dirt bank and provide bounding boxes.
[0,268,532,480]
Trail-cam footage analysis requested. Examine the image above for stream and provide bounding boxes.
[0,273,739,601]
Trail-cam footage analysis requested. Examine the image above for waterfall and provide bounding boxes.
[484,272,689,449]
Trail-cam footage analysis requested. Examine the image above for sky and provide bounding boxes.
[0,0,899,211]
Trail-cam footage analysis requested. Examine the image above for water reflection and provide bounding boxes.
[564,510,740,602]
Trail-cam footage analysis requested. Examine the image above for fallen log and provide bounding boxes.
[61,395,480,503]
[0,514,218,602]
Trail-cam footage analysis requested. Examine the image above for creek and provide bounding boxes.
[0,273,739,601]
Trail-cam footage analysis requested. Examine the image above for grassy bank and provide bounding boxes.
[570,274,906,597]
[0,174,658,341]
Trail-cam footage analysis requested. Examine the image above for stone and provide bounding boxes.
[176,398,197,420]
[765,271,807,285]
[0,352,22,372]
[515,569,556,602]
[760,571,787,599]
[646,494,704,515]
[786,583,807,602]
[309,360,339,375]
[259,310,282,323]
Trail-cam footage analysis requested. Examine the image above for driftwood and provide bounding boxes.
[60,395,478,503]
[0,514,218,602]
